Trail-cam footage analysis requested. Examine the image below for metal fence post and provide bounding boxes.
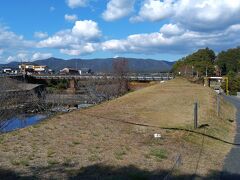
[217,95,220,117]
[194,102,198,129]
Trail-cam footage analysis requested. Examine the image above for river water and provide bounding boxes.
[0,103,94,133]
[1,114,47,133]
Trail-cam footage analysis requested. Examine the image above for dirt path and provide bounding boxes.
[222,96,240,179]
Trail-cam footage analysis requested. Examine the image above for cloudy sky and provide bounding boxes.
[0,0,240,63]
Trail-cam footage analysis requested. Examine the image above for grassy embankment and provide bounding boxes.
[0,78,236,179]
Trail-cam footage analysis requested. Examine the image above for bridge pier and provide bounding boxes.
[204,77,210,87]
[67,79,77,94]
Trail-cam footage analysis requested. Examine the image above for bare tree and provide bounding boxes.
[113,58,129,95]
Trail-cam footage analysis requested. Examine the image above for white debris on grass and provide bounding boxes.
[154,133,162,138]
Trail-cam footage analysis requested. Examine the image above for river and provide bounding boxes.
[0,114,47,133]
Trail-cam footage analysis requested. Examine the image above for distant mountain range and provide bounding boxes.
[0,57,175,73]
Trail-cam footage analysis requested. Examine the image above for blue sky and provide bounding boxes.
[0,0,240,63]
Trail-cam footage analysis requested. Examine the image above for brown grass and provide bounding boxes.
[128,81,156,91]
[0,78,236,179]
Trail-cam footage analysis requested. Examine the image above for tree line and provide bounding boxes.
[172,47,240,94]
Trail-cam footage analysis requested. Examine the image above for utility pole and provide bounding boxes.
[226,77,229,96]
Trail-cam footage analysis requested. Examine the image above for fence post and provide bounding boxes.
[217,95,220,117]
[194,102,198,129]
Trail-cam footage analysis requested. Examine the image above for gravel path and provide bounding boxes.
[222,96,240,179]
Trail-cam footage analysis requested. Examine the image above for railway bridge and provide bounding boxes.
[1,73,174,92]
[31,73,174,91]
[30,73,174,81]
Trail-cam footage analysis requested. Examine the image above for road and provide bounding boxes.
[222,96,240,179]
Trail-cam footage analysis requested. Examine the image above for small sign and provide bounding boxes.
[154,133,162,138]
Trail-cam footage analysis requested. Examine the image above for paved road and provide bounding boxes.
[221,96,240,179]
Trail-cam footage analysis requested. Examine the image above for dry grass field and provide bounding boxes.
[0,78,236,179]
[128,81,157,91]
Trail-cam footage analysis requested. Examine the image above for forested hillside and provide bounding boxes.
[173,47,240,94]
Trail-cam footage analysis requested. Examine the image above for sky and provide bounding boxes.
[0,0,240,63]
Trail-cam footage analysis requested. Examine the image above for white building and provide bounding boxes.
[19,63,48,74]
[2,67,18,74]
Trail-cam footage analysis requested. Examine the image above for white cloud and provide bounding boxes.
[17,53,29,61]
[0,26,53,63]
[66,0,87,8]
[130,0,174,22]
[101,23,240,55]
[175,0,240,31]
[64,14,78,22]
[0,26,34,49]
[160,23,184,37]
[38,20,101,49]
[72,20,101,39]
[7,56,16,62]
[6,53,29,63]
[34,31,48,39]
[37,30,75,48]
[102,0,135,21]
[102,39,128,52]
[37,20,101,56]
[0,25,35,63]
[32,1,240,58]
[60,43,98,56]
[32,52,52,60]
[132,0,240,32]
[5,52,52,63]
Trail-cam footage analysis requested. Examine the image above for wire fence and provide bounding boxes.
[79,95,236,179]
[0,72,133,134]
[163,154,182,180]
[0,76,235,178]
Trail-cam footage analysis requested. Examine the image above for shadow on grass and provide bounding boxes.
[0,164,240,180]
[198,124,209,129]
[0,168,36,180]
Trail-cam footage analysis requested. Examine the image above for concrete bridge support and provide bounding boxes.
[67,78,77,93]
[204,77,210,87]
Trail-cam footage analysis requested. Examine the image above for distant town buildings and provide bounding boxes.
[1,67,18,74]
[1,62,92,76]
[60,67,93,75]
[19,63,49,74]
[60,68,79,75]
[79,68,92,75]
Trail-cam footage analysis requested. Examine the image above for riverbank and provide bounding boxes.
[0,78,236,179]
[0,81,153,133]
